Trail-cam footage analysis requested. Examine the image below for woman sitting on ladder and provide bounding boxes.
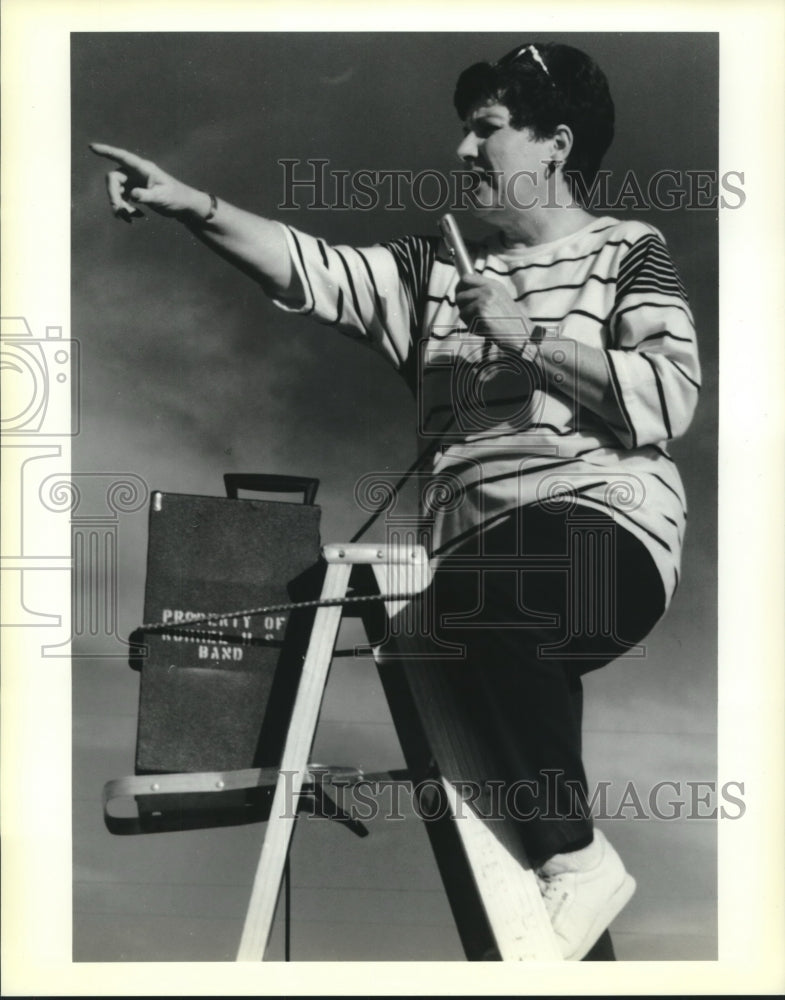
[91,39,700,961]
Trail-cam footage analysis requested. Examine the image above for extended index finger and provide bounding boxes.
[89,143,148,172]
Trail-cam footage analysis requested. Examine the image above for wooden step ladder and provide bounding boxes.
[235,541,563,962]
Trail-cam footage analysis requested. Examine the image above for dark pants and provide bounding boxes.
[426,502,667,862]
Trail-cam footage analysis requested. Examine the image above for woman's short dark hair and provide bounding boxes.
[454,42,615,202]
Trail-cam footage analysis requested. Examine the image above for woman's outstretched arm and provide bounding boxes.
[89,143,300,300]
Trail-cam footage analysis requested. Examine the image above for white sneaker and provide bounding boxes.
[535,829,636,961]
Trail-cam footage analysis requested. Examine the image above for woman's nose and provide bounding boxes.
[457,132,479,163]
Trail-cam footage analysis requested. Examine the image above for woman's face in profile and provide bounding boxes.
[456,100,555,219]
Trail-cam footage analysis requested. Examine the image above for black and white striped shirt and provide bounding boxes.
[274,216,700,604]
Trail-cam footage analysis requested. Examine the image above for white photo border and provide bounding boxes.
[2,0,783,995]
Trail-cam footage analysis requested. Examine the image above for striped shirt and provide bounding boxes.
[273,215,700,605]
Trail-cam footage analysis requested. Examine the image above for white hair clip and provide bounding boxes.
[501,43,553,81]
[523,44,551,78]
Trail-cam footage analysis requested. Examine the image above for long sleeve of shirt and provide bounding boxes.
[604,231,701,449]
[272,222,437,385]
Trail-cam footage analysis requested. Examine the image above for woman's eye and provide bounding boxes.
[462,121,500,140]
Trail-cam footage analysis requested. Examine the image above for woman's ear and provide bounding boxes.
[551,124,574,164]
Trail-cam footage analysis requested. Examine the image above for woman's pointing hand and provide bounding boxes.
[89,143,211,223]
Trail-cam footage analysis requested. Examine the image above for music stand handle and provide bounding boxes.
[223,473,319,505]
